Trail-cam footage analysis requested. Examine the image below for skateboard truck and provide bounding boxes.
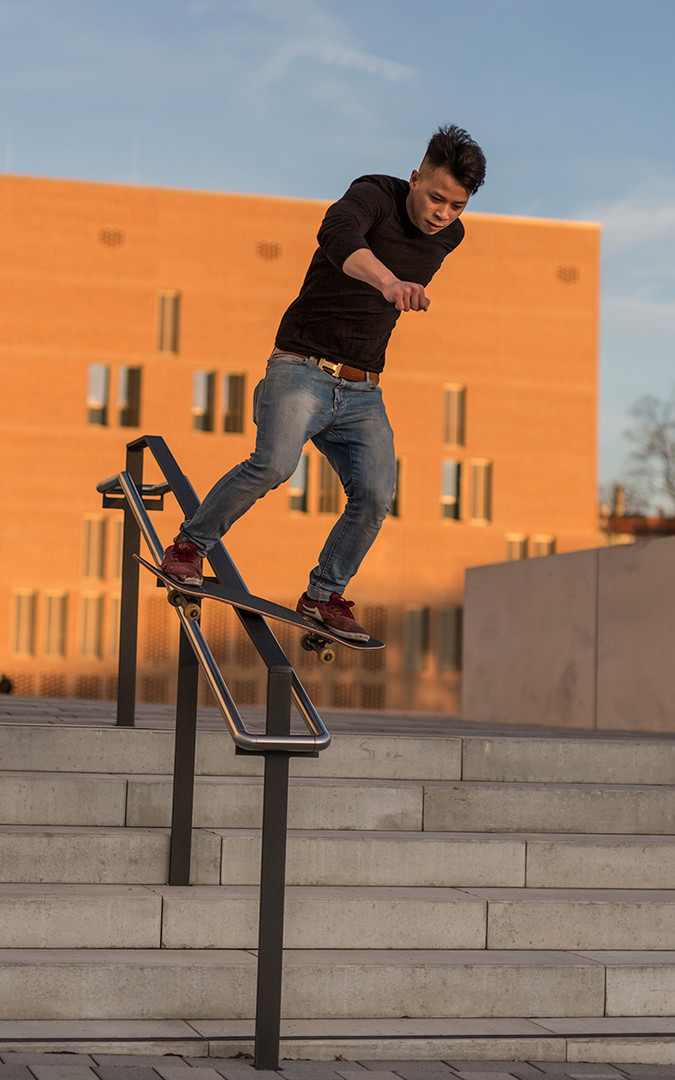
[300,633,337,664]
[166,588,202,622]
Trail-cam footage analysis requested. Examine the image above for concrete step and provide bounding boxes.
[6,771,673,834]
[424,780,675,833]
[5,882,672,952]
[0,883,485,950]
[462,734,675,784]
[220,828,675,890]
[3,824,674,891]
[525,834,675,889]
[222,828,527,887]
[467,888,675,950]
[1,1016,675,1065]
[126,775,424,830]
[0,772,128,826]
[0,773,425,831]
[0,884,162,948]
[0,947,619,1020]
[4,722,674,785]
[181,1015,675,1066]
[0,724,462,781]
[0,826,221,884]
[0,947,670,1021]
[131,884,675,951]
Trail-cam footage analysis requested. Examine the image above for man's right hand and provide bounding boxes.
[342,248,430,312]
[382,279,430,312]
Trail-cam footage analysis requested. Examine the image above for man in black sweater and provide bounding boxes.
[161,124,486,641]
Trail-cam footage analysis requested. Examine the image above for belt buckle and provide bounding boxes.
[318,358,342,378]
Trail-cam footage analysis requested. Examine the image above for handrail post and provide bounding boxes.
[254,664,293,1071]
[116,443,144,726]
[168,623,200,885]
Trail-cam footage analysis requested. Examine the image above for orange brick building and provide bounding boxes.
[0,175,600,713]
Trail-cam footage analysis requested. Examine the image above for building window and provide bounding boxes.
[80,595,104,659]
[223,374,246,433]
[533,534,556,557]
[288,455,309,512]
[441,460,461,520]
[193,371,216,432]
[405,606,430,672]
[12,591,37,656]
[83,516,107,579]
[157,291,180,353]
[506,533,528,561]
[439,606,463,672]
[390,459,402,518]
[87,364,110,426]
[444,385,466,446]
[109,596,121,659]
[119,366,142,427]
[318,457,341,514]
[44,593,68,658]
[111,518,124,579]
[470,460,492,523]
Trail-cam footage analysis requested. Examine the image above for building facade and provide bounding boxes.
[0,175,600,713]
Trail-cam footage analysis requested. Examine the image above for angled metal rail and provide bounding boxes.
[97,435,332,1071]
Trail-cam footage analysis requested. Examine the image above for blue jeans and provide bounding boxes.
[180,350,396,600]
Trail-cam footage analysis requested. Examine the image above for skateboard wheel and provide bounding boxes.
[167,590,184,609]
[184,602,201,621]
[317,645,336,664]
[300,633,315,652]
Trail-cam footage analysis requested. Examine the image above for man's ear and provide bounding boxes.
[409,169,420,188]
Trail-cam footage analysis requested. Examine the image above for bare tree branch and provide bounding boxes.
[622,388,675,511]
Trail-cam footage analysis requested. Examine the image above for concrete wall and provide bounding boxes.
[462,536,675,733]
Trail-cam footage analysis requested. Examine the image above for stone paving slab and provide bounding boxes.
[0,1056,674,1079]
[265,1063,370,1078]
[445,1066,546,1078]
[148,1068,225,1080]
[0,1065,36,1079]
[28,1068,100,1079]
[361,1066,458,1079]
[93,1068,167,1080]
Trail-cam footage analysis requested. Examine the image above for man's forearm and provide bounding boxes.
[342,248,430,312]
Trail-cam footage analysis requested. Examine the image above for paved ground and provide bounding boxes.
[0,1054,672,1079]
[4,695,675,740]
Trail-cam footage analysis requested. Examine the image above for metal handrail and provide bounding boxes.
[99,459,330,754]
[98,435,331,1071]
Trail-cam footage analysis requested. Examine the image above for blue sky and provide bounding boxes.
[2,0,674,490]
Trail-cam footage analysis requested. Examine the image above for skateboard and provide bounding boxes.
[135,555,385,664]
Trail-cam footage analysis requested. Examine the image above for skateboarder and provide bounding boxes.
[161,124,486,641]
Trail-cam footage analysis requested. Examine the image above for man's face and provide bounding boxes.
[406,164,470,236]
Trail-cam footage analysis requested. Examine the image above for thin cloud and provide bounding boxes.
[198,0,417,89]
[319,45,415,84]
[584,180,675,251]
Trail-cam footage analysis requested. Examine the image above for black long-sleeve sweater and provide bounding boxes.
[275,174,464,373]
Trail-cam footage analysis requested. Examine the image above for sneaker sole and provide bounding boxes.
[298,608,369,643]
[162,571,204,587]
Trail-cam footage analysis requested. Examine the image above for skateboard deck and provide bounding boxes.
[135,555,384,663]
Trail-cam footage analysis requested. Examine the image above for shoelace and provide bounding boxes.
[174,542,199,561]
[327,594,355,619]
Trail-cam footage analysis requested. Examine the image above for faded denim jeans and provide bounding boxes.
[180,350,396,600]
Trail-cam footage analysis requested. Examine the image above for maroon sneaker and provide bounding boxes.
[296,591,369,642]
[160,539,204,586]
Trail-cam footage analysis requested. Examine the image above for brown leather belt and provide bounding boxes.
[273,348,379,385]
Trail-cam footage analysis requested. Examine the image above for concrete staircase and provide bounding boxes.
[0,706,674,1065]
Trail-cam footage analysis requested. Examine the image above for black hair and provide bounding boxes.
[423,124,486,196]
